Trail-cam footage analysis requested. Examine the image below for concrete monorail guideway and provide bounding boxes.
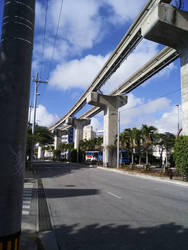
[59,46,178,132]
[49,0,172,131]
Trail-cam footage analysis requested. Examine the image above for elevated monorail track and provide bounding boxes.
[49,0,172,131]
[60,47,179,131]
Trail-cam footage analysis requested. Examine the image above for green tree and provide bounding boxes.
[122,128,135,165]
[132,127,142,165]
[174,136,188,179]
[94,137,103,150]
[154,132,175,172]
[141,124,157,166]
[26,126,54,160]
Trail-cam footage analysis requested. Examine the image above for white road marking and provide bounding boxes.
[22,205,30,209]
[22,197,32,200]
[22,182,34,216]
[22,200,31,204]
[22,210,30,215]
[23,194,32,198]
[107,192,122,199]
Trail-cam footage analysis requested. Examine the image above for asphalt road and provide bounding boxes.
[37,162,188,250]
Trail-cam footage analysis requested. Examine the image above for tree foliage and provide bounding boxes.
[26,125,54,159]
[79,137,103,151]
[27,125,54,145]
[174,136,188,176]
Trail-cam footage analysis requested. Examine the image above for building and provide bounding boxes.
[96,130,104,138]
[61,128,74,144]
[83,126,96,140]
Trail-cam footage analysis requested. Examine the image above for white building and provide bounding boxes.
[96,130,104,138]
[83,126,96,140]
[61,134,69,144]
[153,145,167,165]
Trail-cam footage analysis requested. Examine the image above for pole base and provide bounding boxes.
[0,231,20,250]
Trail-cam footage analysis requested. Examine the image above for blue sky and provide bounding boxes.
[1,0,188,133]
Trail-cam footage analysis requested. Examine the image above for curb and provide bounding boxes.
[38,231,59,250]
[38,179,59,250]
[97,166,188,187]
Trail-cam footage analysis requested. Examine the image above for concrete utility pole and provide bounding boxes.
[176,104,180,133]
[28,104,33,127]
[0,0,35,248]
[117,111,120,169]
[32,73,48,135]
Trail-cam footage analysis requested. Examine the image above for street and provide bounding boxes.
[36,162,188,250]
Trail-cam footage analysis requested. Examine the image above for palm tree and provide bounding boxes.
[122,128,135,165]
[156,132,175,172]
[141,124,157,166]
[94,137,103,150]
[132,127,142,165]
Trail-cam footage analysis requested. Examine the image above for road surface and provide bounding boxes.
[37,162,188,250]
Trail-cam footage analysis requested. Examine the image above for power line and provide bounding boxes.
[120,87,182,113]
[47,0,64,80]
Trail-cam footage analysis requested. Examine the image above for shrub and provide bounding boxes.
[70,149,84,162]
[174,136,188,178]
[53,149,61,161]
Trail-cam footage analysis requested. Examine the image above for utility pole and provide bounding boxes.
[28,104,33,127]
[117,111,120,169]
[0,0,35,248]
[32,73,48,135]
[176,104,180,134]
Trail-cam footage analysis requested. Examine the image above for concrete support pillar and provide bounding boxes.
[180,46,188,135]
[37,145,42,159]
[53,129,62,150]
[141,3,188,134]
[66,117,90,150]
[87,92,127,167]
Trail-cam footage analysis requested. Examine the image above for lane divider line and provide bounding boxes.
[107,192,122,199]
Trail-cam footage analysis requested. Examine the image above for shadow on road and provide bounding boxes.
[41,188,100,198]
[52,222,188,250]
[28,161,91,179]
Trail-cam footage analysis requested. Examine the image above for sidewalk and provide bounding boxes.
[97,166,188,187]
[21,176,38,250]
[21,169,59,250]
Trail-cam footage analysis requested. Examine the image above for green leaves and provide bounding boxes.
[174,136,188,176]
[27,125,54,146]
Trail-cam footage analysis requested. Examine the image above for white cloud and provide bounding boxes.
[101,40,161,94]
[119,94,171,128]
[35,0,104,59]
[91,117,103,131]
[30,105,59,127]
[153,106,181,134]
[49,54,110,89]
[49,39,175,93]
[34,0,147,65]
[89,93,175,132]
[104,0,145,24]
